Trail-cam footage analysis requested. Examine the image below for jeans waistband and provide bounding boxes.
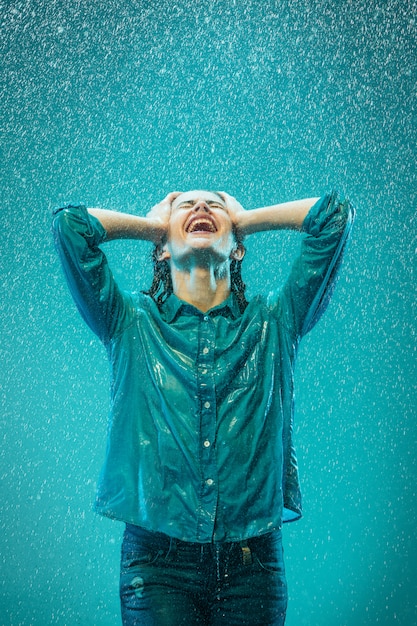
[123,523,282,555]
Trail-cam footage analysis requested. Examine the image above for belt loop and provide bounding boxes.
[166,536,177,561]
[240,540,252,565]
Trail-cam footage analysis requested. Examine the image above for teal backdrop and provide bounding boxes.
[1,0,416,624]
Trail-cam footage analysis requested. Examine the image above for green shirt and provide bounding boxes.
[52,191,355,542]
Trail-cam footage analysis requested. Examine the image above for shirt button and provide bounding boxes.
[203,347,209,355]
[204,401,211,409]
[201,368,208,375]
[206,478,214,486]
[203,440,210,448]
[204,316,209,322]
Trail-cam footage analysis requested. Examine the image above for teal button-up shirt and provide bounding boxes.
[52,191,355,542]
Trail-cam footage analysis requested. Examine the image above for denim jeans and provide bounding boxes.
[120,524,287,626]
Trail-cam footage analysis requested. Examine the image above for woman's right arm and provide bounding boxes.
[52,204,128,343]
[87,192,180,242]
[52,193,180,342]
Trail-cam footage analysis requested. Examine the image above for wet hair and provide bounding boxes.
[144,225,248,313]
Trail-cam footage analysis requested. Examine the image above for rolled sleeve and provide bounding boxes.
[52,204,130,343]
[278,190,356,338]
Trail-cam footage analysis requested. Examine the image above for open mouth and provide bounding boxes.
[186,217,217,233]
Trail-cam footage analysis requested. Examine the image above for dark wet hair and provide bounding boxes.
[144,226,248,313]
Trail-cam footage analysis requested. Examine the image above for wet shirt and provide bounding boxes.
[52,192,355,543]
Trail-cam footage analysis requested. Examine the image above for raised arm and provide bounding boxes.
[87,192,181,242]
[218,192,320,235]
[52,203,129,343]
[277,191,355,337]
[52,193,181,342]
[220,190,356,337]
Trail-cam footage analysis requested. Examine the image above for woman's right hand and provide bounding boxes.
[145,192,182,243]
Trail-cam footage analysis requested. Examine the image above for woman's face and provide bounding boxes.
[160,190,240,268]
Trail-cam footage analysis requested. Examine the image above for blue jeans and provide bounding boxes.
[120,524,287,625]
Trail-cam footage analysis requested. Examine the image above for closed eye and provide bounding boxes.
[207,202,226,210]
[175,201,226,210]
[176,202,194,209]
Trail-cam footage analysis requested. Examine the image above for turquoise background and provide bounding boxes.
[1,0,416,624]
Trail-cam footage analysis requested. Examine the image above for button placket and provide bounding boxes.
[196,313,218,539]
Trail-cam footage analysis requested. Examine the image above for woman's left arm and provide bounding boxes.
[219,192,320,235]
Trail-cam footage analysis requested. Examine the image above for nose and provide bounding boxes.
[193,201,210,212]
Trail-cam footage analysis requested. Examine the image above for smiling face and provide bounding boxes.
[160,190,243,269]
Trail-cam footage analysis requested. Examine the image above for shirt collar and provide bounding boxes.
[161,292,242,323]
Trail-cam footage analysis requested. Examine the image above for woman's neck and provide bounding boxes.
[170,264,231,312]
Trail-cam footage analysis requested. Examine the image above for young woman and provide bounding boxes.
[53,189,355,625]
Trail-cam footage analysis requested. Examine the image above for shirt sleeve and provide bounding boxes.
[274,190,356,338]
[52,203,131,344]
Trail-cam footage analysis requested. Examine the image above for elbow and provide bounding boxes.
[51,206,75,242]
[51,203,88,235]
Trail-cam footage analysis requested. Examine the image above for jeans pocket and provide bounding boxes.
[253,552,282,574]
[121,545,165,572]
[252,534,285,575]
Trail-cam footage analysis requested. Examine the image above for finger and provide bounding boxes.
[216,191,229,202]
[165,191,182,203]
[217,191,239,208]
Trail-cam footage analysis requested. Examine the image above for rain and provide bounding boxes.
[1,0,416,624]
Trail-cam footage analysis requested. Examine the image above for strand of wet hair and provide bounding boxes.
[230,259,248,313]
